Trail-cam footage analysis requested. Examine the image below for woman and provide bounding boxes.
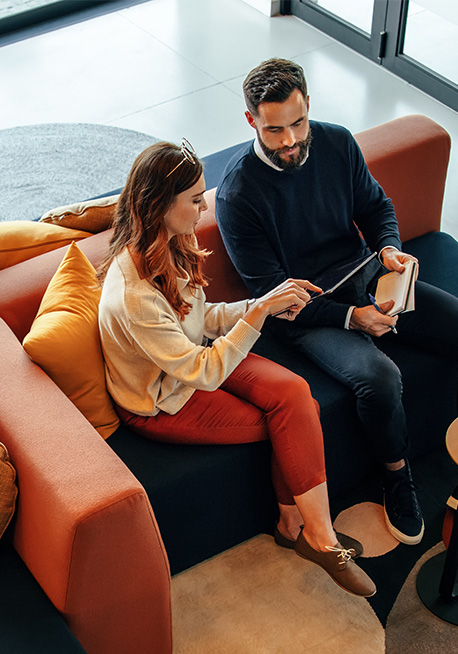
[98,139,375,598]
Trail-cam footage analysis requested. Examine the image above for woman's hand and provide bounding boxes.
[243,279,322,331]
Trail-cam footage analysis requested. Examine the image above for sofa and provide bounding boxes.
[0,114,457,653]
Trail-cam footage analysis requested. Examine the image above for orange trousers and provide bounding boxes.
[116,353,326,505]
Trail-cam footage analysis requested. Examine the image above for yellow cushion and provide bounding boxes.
[0,221,92,270]
[0,443,18,539]
[23,242,120,439]
[39,194,119,233]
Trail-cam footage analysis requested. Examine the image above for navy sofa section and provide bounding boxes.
[108,146,458,575]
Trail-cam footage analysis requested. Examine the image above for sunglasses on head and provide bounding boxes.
[166,138,197,178]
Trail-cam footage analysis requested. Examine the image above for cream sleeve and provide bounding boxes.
[202,298,250,339]
[127,294,260,392]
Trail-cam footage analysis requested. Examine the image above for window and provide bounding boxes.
[283,0,458,111]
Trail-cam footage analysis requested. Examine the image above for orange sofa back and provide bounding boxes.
[0,114,450,333]
[199,114,451,303]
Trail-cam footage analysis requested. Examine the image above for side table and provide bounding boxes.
[416,417,458,625]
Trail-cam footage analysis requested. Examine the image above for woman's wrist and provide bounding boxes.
[244,298,268,331]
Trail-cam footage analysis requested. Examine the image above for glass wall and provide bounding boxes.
[286,0,458,111]
[310,0,373,35]
[404,0,458,86]
[0,0,148,43]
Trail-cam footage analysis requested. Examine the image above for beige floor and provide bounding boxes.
[171,504,457,653]
[171,534,385,654]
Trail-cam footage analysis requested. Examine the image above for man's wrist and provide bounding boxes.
[379,246,400,265]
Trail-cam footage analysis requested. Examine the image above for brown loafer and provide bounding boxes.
[295,531,376,597]
[274,525,363,559]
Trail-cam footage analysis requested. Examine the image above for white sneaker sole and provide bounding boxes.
[384,506,425,545]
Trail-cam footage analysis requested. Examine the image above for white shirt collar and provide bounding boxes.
[253,136,309,171]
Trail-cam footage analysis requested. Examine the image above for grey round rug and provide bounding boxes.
[0,123,158,222]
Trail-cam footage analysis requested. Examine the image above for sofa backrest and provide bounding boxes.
[196,188,250,303]
[0,114,451,339]
[0,231,112,342]
[354,114,450,242]
[199,115,451,301]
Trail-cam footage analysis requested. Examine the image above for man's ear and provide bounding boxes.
[245,110,256,129]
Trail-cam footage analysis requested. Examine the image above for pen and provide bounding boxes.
[271,291,322,317]
[368,293,398,335]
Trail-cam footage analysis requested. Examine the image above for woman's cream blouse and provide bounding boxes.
[98,248,260,416]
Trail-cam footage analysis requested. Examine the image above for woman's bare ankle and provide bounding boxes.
[277,518,301,542]
[277,503,303,541]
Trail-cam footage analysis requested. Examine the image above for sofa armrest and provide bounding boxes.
[355,114,451,242]
[0,319,172,654]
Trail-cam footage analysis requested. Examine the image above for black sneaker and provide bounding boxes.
[383,460,424,545]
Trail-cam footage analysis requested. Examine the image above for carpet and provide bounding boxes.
[172,534,385,654]
[0,122,157,222]
[172,447,458,652]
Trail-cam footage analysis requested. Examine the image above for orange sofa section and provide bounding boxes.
[0,321,172,654]
[0,115,451,653]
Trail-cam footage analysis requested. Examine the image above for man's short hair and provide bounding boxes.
[243,58,308,115]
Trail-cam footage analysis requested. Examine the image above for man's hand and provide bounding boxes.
[381,247,419,278]
[349,300,398,337]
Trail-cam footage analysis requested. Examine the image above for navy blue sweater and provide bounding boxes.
[215,121,402,328]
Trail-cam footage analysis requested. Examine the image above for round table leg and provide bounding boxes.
[417,507,458,625]
[417,551,458,625]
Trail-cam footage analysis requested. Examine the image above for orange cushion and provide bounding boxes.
[0,221,92,270]
[22,242,120,439]
[0,443,18,539]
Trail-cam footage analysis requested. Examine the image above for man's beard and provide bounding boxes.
[258,128,312,171]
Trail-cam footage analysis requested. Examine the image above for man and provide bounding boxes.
[216,58,458,547]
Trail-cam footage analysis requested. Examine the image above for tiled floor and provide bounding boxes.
[1,0,457,238]
[0,0,50,20]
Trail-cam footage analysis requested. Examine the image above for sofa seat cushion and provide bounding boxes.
[110,230,458,573]
[403,230,458,295]
[108,425,277,575]
[0,221,92,270]
[22,242,119,439]
[253,230,458,496]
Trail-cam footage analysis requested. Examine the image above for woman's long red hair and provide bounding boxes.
[97,142,209,320]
